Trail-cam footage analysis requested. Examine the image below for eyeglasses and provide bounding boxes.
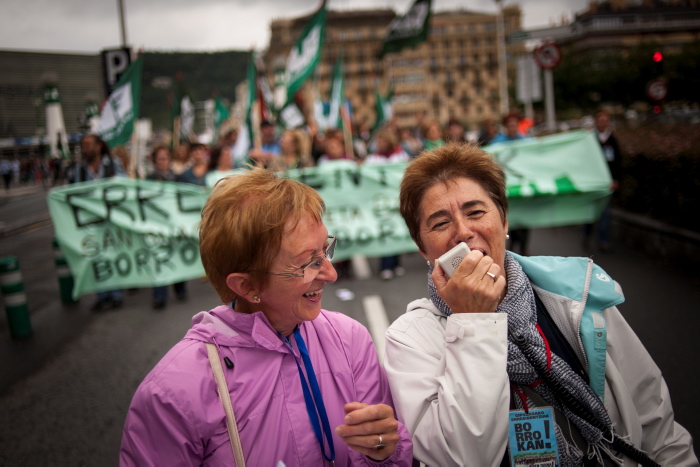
[268,236,337,283]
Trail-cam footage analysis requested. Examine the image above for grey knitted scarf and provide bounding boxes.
[428,253,621,466]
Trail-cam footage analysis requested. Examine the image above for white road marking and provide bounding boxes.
[362,294,390,365]
[351,254,372,280]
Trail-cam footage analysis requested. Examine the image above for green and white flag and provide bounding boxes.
[213,96,230,131]
[327,55,345,129]
[379,0,432,57]
[374,86,393,130]
[285,1,326,101]
[97,56,143,148]
[180,95,195,140]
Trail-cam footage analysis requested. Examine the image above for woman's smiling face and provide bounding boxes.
[256,215,338,336]
[418,177,509,273]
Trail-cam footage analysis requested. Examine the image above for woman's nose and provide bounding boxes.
[319,257,338,283]
[454,216,474,243]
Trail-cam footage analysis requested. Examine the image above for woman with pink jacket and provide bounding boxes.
[120,168,412,466]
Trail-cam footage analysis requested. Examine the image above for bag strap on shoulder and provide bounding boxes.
[205,342,246,466]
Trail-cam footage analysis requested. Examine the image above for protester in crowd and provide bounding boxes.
[112,145,132,177]
[398,127,423,158]
[177,143,208,186]
[491,111,526,144]
[11,157,20,187]
[477,117,498,146]
[383,143,697,466]
[145,145,188,310]
[317,131,355,165]
[364,127,411,281]
[207,144,233,173]
[446,118,468,144]
[171,142,191,175]
[316,130,356,279]
[353,119,372,160]
[72,134,126,182]
[268,128,314,172]
[121,168,413,466]
[492,111,531,255]
[73,134,126,311]
[219,127,238,153]
[583,108,622,254]
[421,120,445,151]
[146,145,177,182]
[249,120,281,168]
[0,158,11,191]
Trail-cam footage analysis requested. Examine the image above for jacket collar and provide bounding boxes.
[188,306,289,353]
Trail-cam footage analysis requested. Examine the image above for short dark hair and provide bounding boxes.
[400,143,508,252]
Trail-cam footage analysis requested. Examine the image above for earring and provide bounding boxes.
[252,295,261,303]
[506,233,510,240]
[426,260,431,266]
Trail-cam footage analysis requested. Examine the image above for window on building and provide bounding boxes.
[432,94,441,111]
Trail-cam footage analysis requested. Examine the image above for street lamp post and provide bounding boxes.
[495,0,509,116]
[117,0,128,47]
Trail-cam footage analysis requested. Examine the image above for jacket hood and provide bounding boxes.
[510,252,624,310]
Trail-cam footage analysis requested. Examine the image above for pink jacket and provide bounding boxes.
[120,306,413,466]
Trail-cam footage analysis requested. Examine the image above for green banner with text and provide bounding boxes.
[48,130,610,298]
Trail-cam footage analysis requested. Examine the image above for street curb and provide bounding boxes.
[612,208,700,267]
[0,214,52,238]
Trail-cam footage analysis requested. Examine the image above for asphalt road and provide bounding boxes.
[0,184,698,465]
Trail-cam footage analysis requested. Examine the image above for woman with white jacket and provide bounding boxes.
[383,143,697,466]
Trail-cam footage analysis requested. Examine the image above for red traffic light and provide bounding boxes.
[652,51,663,62]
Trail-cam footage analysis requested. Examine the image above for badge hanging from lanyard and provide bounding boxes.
[507,406,559,467]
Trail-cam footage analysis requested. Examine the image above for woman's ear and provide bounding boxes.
[226,273,258,302]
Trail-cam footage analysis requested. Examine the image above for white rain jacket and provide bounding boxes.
[384,253,697,466]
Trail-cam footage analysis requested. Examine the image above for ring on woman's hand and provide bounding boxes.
[373,434,385,450]
[486,272,497,281]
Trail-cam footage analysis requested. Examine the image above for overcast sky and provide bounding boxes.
[1,0,589,54]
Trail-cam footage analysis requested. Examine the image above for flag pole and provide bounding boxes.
[173,116,181,152]
[129,120,138,178]
[340,105,354,159]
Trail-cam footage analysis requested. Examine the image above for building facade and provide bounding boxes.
[266,6,523,131]
[519,0,700,53]
[0,50,104,157]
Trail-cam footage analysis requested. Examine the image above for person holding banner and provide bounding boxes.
[249,120,281,168]
[146,145,187,310]
[268,129,315,172]
[177,142,208,186]
[121,168,412,466]
[171,142,191,175]
[492,111,532,256]
[364,127,411,280]
[73,134,127,311]
[383,143,696,466]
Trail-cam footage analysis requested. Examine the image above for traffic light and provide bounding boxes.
[652,50,664,76]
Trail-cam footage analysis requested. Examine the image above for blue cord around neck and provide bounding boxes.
[282,327,335,463]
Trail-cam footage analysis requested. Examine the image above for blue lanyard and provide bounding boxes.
[282,327,335,463]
